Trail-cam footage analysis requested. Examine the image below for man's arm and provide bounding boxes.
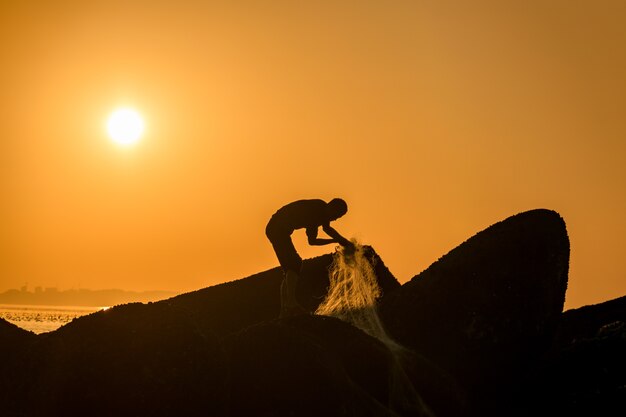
[321,224,352,247]
[307,226,335,246]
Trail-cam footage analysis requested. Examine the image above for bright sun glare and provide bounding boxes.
[107,108,145,145]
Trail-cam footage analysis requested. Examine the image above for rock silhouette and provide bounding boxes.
[24,303,227,417]
[379,208,570,414]
[523,295,626,417]
[224,315,402,417]
[163,246,399,338]
[0,209,623,417]
[0,319,37,414]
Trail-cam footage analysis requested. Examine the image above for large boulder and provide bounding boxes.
[1,218,585,417]
[0,317,36,349]
[521,295,626,417]
[379,209,570,414]
[0,318,37,415]
[22,302,227,417]
[163,246,399,337]
[2,247,399,417]
[223,314,432,417]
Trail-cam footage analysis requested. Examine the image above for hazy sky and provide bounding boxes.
[2,1,624,309]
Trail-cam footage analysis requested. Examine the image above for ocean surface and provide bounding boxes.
[0,304,105,334]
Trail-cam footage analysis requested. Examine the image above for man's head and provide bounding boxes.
[326,198,348,221]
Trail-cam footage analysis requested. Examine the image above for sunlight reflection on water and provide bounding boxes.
[0,304,105,334]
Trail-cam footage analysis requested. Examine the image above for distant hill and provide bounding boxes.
[0,288,176,307]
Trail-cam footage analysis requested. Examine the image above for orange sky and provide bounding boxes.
[1,1,624,310]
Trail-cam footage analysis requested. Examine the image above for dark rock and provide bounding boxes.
[0,317,36,363]
[521,296,626,417]
[223,314,426,417]
[553,294,626,348]
[0,318,37,415]
[9,211,625,417]
[0,317,36,345]
[1,247,399,417]
[23,302,227,417]
[163,246,399,338]
[396,348,469,417]
[379,209,570,414]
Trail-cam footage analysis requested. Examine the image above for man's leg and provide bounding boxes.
[280,270,305,316]
[269,235,306,317]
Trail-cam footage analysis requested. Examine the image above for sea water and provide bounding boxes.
[0,304,104,334]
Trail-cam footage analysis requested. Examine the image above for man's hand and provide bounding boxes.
[316,224,354,252]
[342,240,356,256]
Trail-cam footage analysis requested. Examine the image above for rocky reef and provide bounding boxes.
[1,209,624,417]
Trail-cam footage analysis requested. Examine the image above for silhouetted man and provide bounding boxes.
[266,198,354,317]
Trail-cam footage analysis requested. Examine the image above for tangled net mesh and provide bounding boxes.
[315,241,402,351]
[315,241,434,416]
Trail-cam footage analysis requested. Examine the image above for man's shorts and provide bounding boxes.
[265,223,302,274]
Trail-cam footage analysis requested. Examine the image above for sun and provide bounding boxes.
[106,107,145,145]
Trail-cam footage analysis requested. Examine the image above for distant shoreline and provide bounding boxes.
[0,303,104,310]
[0,288,178,308]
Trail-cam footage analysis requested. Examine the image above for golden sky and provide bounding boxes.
[1,1,624,309]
